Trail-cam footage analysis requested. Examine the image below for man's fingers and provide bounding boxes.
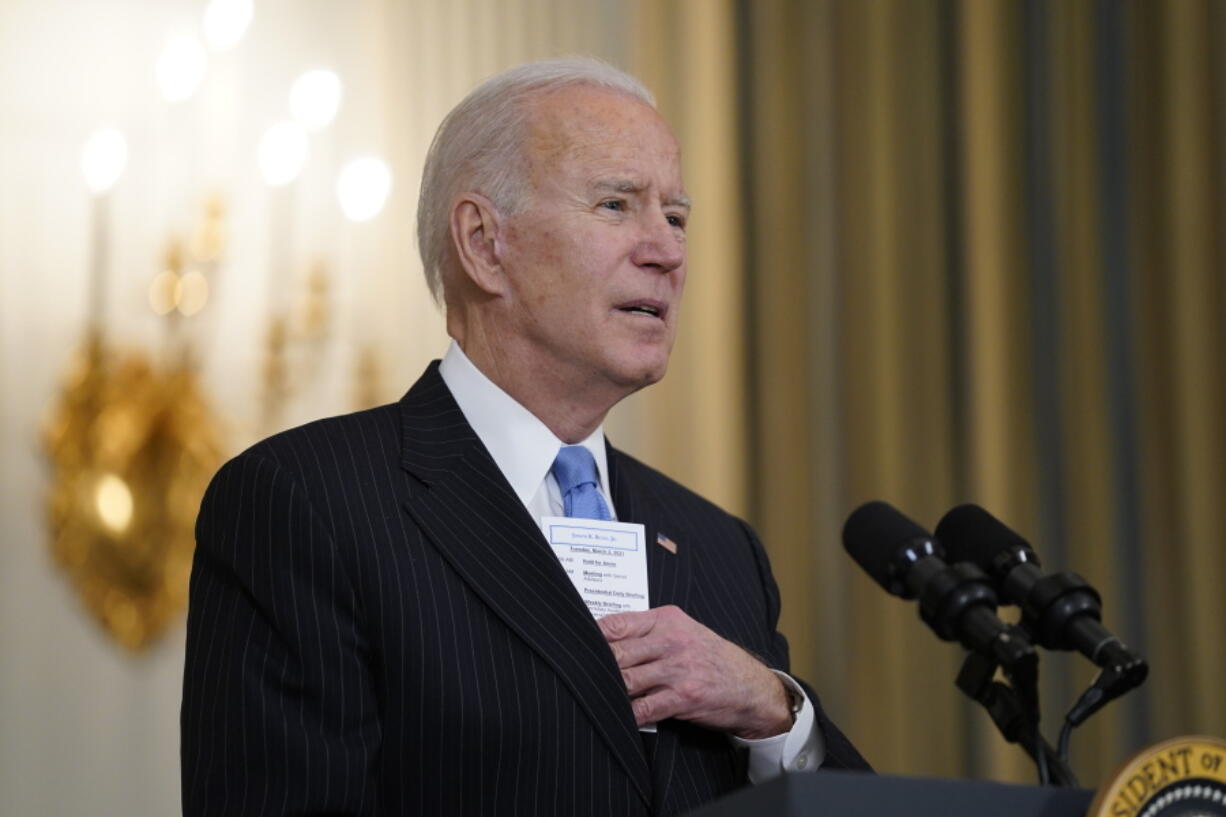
[598,608,659,642]
[619,657,680,697]
[608,634,668,670]
[631,688,682,726]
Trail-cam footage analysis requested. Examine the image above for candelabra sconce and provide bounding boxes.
[260,260,332,432]
[42,338,224,650]
[353,343,384,412]
[42,190,226,651]
[149,195,227,365]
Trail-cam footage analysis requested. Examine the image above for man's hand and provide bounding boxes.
[597,605,794,739]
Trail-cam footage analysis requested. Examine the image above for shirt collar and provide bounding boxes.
[438,340,610,507]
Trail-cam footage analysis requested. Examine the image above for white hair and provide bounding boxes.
[416,57,656,304]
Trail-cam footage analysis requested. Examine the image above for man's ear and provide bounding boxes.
[450,192,508,296]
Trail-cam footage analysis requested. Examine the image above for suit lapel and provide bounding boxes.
[397,366,652,808]
[606,445,692,615]
[607,444,692,813]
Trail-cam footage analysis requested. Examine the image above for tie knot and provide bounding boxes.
[551,445,612,521]
[551,445,599,494]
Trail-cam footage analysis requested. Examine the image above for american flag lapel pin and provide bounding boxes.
[656,533,678,554]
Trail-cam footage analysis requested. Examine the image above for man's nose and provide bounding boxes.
[631,213,685,273]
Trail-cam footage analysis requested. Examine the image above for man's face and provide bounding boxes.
[496,85,689,399]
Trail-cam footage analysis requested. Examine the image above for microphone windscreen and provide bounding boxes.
[935,504,1031,567]
[842,501,935,591]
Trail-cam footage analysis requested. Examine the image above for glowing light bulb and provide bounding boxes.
[156,34,208,102]
[289,69,343,131]
[95,473,134,533]
[175,270,210,316]
[258,122,309,187]
[336,157,393,222]
[149,270,179,314]
[81,128,128,195]
[203,0,253,51]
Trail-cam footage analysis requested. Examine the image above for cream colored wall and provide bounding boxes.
[0,2,636,814]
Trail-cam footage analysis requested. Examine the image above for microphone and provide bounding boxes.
[934,504,1147,690]
[842,501,1035,670]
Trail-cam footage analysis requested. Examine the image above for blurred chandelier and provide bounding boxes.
[43,332,223,651]
[42,1,391,650]
[44,130,224,650]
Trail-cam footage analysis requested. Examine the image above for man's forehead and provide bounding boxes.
[524,87,683,186]
[527,87,678,156]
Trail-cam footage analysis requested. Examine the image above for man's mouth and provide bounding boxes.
[615,300,667,319]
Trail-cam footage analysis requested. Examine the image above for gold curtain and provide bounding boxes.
[608,0,750,517]
[626,0,1226,785]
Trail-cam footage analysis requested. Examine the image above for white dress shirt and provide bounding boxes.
[438,340,822,780]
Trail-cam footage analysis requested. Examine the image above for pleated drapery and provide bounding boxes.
[628,0,1226,786]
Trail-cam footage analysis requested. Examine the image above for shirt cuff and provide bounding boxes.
[729,671,825,783]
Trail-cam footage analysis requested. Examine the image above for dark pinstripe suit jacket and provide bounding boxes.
[182,362,867,816]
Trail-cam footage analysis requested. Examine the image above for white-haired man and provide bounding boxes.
[183,58,868,817]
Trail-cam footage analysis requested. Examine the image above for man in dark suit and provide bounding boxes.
[182,58,867,817]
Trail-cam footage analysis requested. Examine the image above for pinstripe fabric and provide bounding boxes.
[182,362,867,816]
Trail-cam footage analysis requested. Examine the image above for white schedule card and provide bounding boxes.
[540,516,650,619]
[542,516,657,733]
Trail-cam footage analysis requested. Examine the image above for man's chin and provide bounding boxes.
[609,357,670,393]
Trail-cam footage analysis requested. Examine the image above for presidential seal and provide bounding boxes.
[1090,736,1226,817]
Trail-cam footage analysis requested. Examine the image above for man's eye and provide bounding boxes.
[667,214,686,229]
[600,199,625,211]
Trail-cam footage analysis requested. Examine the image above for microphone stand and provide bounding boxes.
[955,649,1079,787]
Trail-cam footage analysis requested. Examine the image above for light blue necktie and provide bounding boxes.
[551,445,612,521]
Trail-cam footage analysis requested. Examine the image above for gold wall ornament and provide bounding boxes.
[149,240,186,316]
[42,334,223,651]
[295,261,330,340]
[261,315,291,429]
[260,260,333,432]
[150,237,214,320]
[353,343,384,411]
[189,194,227,265]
